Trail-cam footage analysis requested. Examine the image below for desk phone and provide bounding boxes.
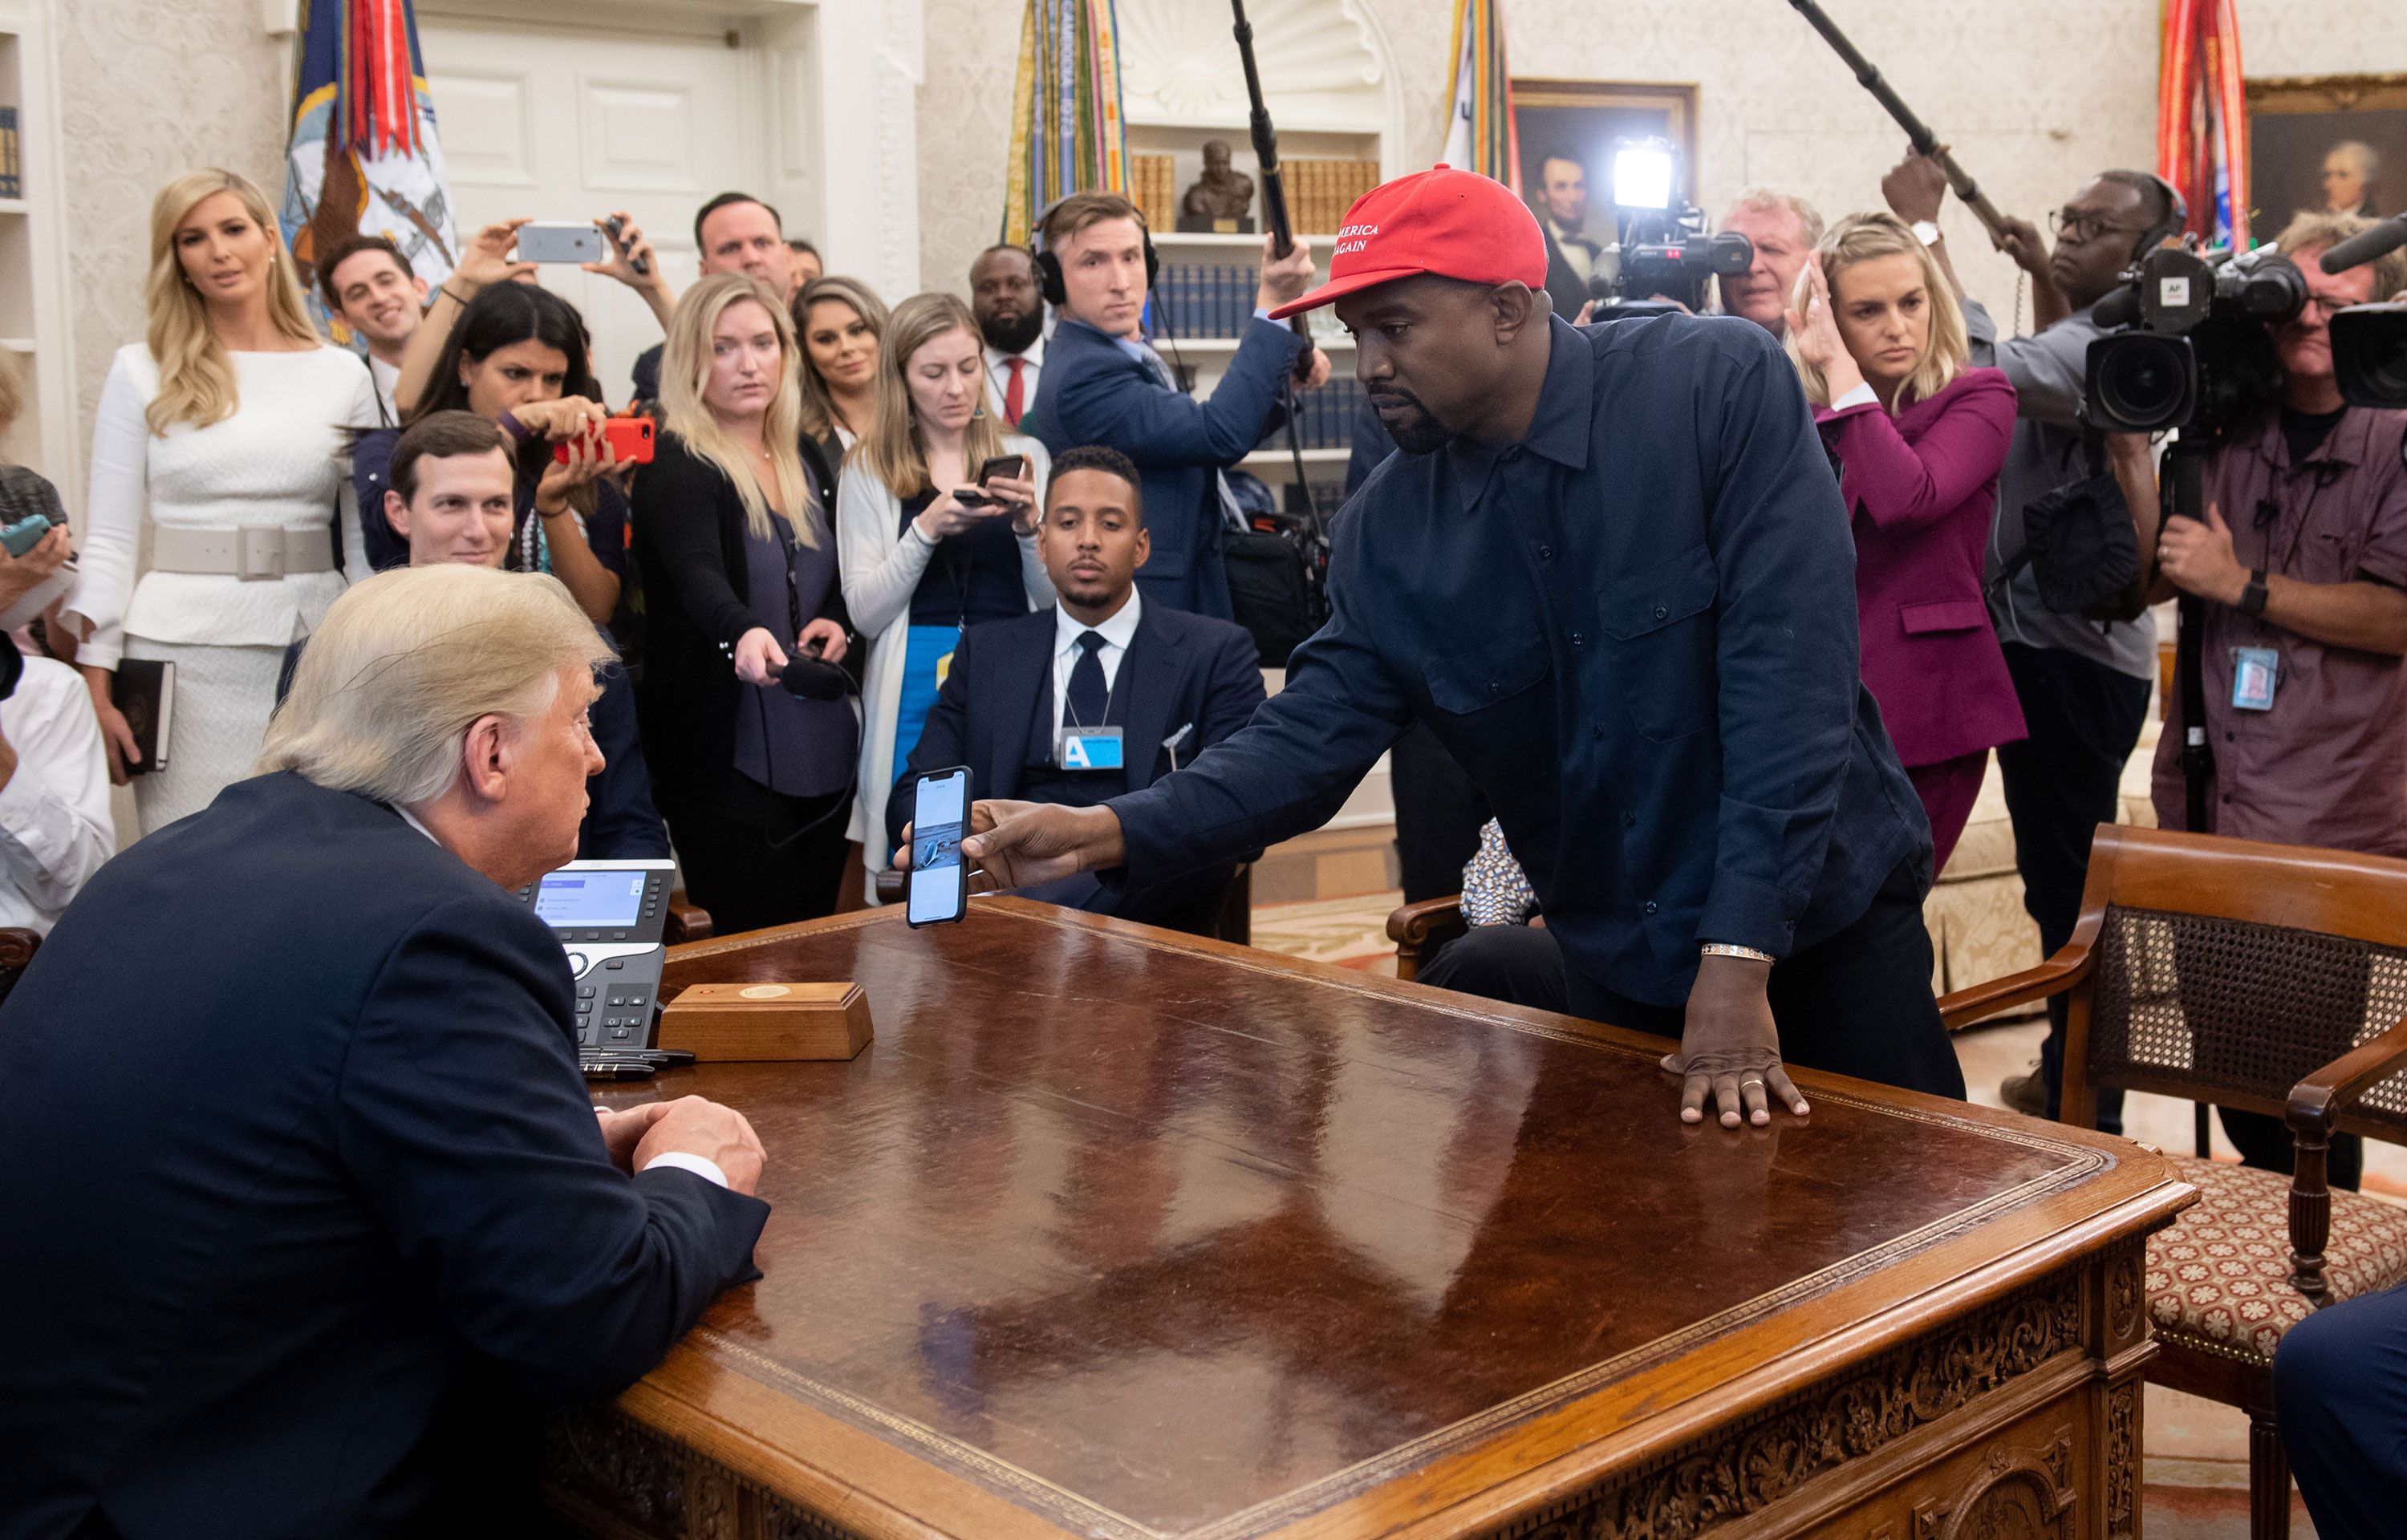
[513,858,678,1055]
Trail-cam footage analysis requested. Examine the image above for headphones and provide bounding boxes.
[1031,196,1160,307]
[2130,171,2190,258]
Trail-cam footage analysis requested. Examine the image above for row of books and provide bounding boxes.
[1130,153,1178,235]
[1154,262,1261,339]
[1282,157,1381,234]
[1254,378,1364,453]
[0,109,21,201]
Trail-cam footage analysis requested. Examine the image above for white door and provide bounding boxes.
[416,10,761,402]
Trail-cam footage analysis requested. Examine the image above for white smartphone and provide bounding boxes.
[905,766,973,927]
[516,222,608,264]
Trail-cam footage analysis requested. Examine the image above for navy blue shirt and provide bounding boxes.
[1109,313,1928,1005]
[900,489,1033,629]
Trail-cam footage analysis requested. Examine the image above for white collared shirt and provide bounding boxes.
[367,355,402,425]
[1050,589,1143,743]
[984,332,1046,421]
[1549,217,1597,282]
[0,655,114,934]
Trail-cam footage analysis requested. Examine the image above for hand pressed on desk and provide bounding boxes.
[897,798,1126,894]
[1666,953,1810,1129]
[625,1096,768,1196]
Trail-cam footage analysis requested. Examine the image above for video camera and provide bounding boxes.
[2334,304,2407,410]
[2083,245,2301,440]
[1595,140,1751,318]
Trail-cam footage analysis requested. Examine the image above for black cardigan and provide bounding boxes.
[629,430,852,793]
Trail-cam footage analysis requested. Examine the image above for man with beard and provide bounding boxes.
[972,243,1048,428]
[918,167,1961,1133]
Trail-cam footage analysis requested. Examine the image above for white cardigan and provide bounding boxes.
[66,343,375,668]
[838,434,1053,892]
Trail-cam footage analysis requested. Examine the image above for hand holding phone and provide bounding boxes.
[516,222,609,265]
[0,512,53,558]
[904,767,974,926]
[551,415,656,465]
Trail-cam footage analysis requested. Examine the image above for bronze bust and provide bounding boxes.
[1178,140,1256,233]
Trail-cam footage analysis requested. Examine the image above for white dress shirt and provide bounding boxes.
[392,801,727,1189]
[1050,588,1143,743]
[367,355,401,425]
[984,332,1045,423]
[1549,217,1597,283]
[0,655,114,934]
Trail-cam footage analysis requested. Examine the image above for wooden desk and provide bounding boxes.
[550,898,2192,1540]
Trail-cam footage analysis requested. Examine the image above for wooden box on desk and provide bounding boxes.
[656,982,872,1060]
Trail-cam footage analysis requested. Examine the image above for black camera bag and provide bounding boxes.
[1999,448,2147,625]
[1225,514,1328,670]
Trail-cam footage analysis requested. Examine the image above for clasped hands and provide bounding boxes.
[901,800,1810,1131]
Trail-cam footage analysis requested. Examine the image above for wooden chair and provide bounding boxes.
[662,890,712,946]
[1386,895,1467,983]
[1938,823,2407,1540]
[0,926,39,1007]
[871,865,1255,947]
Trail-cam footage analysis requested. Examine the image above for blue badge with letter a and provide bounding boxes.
[1057,727,1125,771]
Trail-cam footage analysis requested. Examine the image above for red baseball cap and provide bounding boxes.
[1269,164,1549,320]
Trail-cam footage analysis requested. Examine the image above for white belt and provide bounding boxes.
[150,525,336,582]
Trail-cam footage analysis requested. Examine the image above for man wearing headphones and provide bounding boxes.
[1019,192,1331,621]
[1885,157,2183,1126]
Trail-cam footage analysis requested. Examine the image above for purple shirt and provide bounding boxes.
[2153,405,2407,856]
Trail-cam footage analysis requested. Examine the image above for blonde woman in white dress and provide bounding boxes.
[66,168,375,834]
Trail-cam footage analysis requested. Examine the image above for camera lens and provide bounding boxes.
[2333,305,2407,410]
[2088,333,2196,432]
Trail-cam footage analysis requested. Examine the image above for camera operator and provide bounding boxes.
[1887,156,2178,1126]
[1718,189,1824,338]
[2140,212,2407,1185]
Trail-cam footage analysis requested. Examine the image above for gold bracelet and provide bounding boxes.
[1700,942,1776,964]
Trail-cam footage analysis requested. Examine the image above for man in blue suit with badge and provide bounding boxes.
[1020,192,1330,621]
[893,444,1265,935]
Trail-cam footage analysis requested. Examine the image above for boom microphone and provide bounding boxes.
[2321,215,2407,276]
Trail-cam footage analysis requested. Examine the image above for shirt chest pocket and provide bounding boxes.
[1423,629,1551,717]
[1598,546,1719,743]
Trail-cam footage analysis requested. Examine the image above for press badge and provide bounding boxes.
[1057,727,1125,770]
[2231,647,2279,711]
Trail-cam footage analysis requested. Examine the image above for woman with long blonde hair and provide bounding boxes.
[63,168,379,833]
[834,291,1050,894]
[631,273,858,928]
[1784,211,2022,866]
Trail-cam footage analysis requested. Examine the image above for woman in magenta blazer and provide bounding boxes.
[1786,213,2023,869]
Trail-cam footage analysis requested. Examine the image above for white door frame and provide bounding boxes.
[270,0,922,300]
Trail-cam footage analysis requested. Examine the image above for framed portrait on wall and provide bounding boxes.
[2245,72,2407,229]
[1509,81,1699,310]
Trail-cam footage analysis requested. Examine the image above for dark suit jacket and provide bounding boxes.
[277,643,668,861]
[1020,316,1306,622]
[0,772,768,1539]
[893,600,1265,932]
[1541,222,1598,318]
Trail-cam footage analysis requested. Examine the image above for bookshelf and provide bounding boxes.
[0,5,73,505]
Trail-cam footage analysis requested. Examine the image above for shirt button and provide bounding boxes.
[1644,901,1659,915]
[1654,603,1669,621]
[1569,631,1585,648]
[1622,812,1636,828]
[1488,681,1502,697]
[1539,545,1554,561]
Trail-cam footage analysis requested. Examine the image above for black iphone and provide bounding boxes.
[905,765,973,927]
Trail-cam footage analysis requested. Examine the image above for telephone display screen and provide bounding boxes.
[534,871,647,928]
[907,769,970,926]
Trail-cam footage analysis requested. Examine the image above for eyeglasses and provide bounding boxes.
[2299,294,2356,322]
[2049,210,2149,245]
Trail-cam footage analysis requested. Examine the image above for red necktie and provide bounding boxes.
[1004,355,1026,427]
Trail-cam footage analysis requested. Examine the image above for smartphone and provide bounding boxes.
[905,766,973,927]
[553,415,656,465]
[976,454,1028,486]
[602,214,650,278]
[0,512,51,558]
[517,222,608,264]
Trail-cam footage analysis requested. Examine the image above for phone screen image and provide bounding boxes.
[907,768,971,926]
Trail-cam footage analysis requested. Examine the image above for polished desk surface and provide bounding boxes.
[595,898,2187,1540]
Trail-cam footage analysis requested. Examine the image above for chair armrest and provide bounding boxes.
[1935,941,2096,1031]
[0,926,39,976]
[663,895,712,946]
[1386,896,1468,949]
[2289,1013,2407,1136]
[873,867,907,906]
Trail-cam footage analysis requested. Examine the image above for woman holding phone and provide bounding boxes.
[837,292,1050,897]
[353,281,629,626]
[632,274,858,930]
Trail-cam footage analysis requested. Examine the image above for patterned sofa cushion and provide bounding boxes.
[2145,1154,2407,1364]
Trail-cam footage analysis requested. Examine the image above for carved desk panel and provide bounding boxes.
[552,899,2191,1540]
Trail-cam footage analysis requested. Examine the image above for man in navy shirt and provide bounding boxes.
[943,167,1959,1129]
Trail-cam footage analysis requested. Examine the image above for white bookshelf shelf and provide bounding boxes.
[1241,446,1350,466]
[0,337,32,353]
[0,199,26,217]
[1156,334,1352,355]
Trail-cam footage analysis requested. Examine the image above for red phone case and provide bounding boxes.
[553,416,656,464]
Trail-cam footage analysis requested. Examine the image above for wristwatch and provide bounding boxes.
[2239,568,2269,616]
[1910,219,1942,248]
